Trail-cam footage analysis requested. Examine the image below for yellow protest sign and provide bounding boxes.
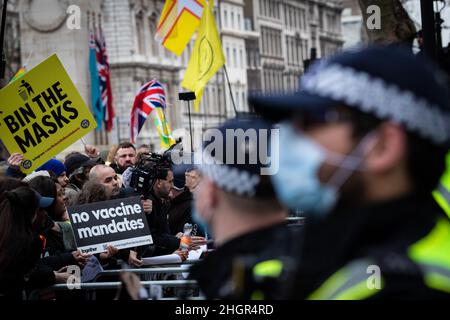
[0,54,97,174]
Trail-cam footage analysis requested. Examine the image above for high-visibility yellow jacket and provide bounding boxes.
[433,152,450,219]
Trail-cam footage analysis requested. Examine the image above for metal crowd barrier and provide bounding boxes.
[286,216,305,224]
[94,267,190,280]
[51,280,197,291]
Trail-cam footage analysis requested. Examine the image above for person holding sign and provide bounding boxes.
[0,54,97,175]
[76,181,120,266]
[86,167,152,267]
[0,178,83,299]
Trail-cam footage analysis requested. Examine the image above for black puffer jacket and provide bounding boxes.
[167,188,194,235]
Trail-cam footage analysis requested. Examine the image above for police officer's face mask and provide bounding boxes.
[271,122,378,217]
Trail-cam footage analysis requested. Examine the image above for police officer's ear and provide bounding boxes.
[363,122,407,174]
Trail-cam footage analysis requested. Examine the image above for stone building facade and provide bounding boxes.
[4,0,343,152]
[244,0,344,96]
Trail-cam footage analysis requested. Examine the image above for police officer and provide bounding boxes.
[250,46,450,299]
[189,118,299,299]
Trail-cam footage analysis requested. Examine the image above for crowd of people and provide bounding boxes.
[0,139,206,299]
[1,45,450,300]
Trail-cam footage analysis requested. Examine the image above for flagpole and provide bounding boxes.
[187,100,194,152]
[217,0,225,121]
[223,65,238,116]
[179,92,196,152]
[216,0,237,117]
[0,0,9,80]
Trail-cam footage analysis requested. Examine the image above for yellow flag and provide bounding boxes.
[181,0,225,111]
[154,108,176,149]
[156,0,205,56]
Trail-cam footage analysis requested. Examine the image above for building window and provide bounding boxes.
[261,27,267,55]
[214,8,219,24]
[275,1,280,19]
[224,9,228,28]
[304,9,307,30]
[286,38,290,63]
[135,11,145,55]
[211,87,216,113]
[204,87,209,109]
[233,48,237,68]
[218,87,223,113]
[237,13,241,30]
[231,11,235,29]
[149,16,158,57]
[226,47,230,64]
[289,10,294,28]
[277,31,282,57]
[240,49,244,68]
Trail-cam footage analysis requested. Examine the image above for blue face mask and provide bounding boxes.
[271,123,376,217]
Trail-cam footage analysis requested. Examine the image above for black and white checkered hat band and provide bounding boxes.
[301,64,450,145]
[195,152,261,197]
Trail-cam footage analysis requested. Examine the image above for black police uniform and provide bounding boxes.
[189,223,300,299]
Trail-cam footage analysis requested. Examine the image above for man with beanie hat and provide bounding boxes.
[189,118,299,299]
[250,46,450,299]
[64,153,102,206]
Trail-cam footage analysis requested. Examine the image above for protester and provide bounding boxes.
[28,176,76,254]
[136,144,151,156]
[87,165,152,267]
[0,178,81,299]
[0,185,42,299]
[111,142,136,174]
[89,165,121,198]
[250,45,450,299]
[36,159,69,188]
[185,168,201,193]
[75,181,123,266]
[5,153,26,179]
[64,153,103,206]
[76,180,109,204]
[141,165,182,256]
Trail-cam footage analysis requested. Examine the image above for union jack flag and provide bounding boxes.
[130,80,166,143]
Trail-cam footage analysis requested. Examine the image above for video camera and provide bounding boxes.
[129,142,182,199]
